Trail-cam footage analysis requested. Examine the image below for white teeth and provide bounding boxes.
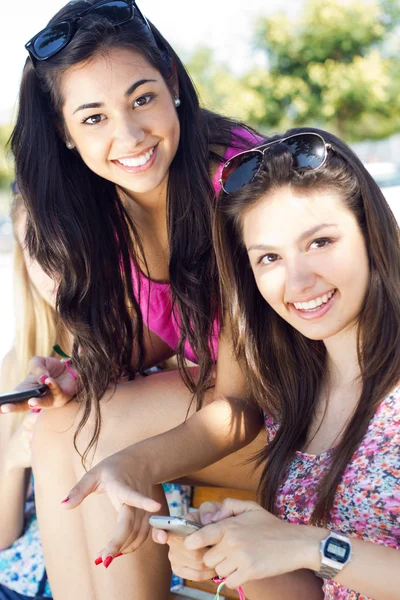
[293,290,335,311]
[118,147,154,167]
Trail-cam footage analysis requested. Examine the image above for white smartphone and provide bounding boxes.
[149,515,202,538]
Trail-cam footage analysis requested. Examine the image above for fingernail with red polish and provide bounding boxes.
[61,497,70,504]
[31,408,42,413]
[39,375,48,384]
[103,555,113,569]
[115,553,123,558]
[94,557,103,566]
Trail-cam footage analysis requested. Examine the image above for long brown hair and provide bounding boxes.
[10,1,258,464]
[214,127,400,525]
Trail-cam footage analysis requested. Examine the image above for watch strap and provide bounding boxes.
[315,531,352,580]
[316,559,343,580]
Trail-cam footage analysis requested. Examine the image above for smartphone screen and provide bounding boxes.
[0,385,48,406]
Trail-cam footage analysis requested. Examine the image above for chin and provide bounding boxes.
[294,324,336,342]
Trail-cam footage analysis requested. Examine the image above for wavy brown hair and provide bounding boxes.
[10,1,258,464]
[214,126,400,525]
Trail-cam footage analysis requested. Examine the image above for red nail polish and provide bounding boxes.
[61,497,70,504]
[115,553,123,558]
[39,375,47,384]
[103,555,113,569]
[31,408,42,413]
[94,557,103,565]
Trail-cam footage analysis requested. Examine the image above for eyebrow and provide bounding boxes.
[125,78,157,97]
[246,223,337,252]
[72,78,158,114]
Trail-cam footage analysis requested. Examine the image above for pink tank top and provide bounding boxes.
[132,128,261,363]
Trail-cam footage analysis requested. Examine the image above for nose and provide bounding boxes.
[284,255,317,299]
[113,114,145,149]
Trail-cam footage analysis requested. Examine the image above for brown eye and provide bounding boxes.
[259,253,279,265]
[82,114,105,125]
[310,237,332,249]
[133,93,155,108]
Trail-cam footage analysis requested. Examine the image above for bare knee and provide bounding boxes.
[93,371,196,463]
[32,370,196,469]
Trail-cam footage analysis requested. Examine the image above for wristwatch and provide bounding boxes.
[315,531,352,580]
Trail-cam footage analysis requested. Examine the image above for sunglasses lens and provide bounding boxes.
[285,134,326,169]
[222,153,262,193]
[33,22,71,59]
[90,0,132,24]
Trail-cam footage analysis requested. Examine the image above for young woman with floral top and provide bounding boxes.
[149,128,400,599]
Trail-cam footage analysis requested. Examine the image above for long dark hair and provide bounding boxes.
[11,0,257,464]
[214,126,400,525]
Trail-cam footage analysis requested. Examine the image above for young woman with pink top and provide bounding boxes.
[6,1,325,598]
[152,128,400,599]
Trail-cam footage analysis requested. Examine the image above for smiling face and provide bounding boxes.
[242,186,369,342]
[61,47,180,201]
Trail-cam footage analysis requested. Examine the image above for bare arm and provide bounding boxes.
[0,351,33,548]
[0,437,31,549]
[184,499,399,600]
[0,323,174,415]
[137,325,262,483]
[63,327,263,557]
[304,527,400,600]
[154,502,323,600]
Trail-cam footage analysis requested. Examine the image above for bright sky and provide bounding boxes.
[0,0,302,124]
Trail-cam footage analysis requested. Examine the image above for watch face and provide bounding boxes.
[325,538,351,564]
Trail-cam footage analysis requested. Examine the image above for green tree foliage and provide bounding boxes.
[186,47,266,124]
[0,125,13,190]
[187,0,400,141]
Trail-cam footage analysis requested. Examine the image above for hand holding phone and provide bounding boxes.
[149,516,202,538]
[0,386,48,406]
[1,356,78,414]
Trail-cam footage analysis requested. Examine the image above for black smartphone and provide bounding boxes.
[0,385,48,406]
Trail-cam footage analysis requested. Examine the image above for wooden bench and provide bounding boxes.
[184,486,256,599]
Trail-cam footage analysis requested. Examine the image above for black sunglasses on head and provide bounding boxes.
[219,132,332,194]
[25,0,150,61]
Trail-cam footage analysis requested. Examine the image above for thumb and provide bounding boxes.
[152,527,169,545]
[60,470,99,509]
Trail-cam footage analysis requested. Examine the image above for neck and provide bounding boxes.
[118,181,168,234]
[323,324,360,388]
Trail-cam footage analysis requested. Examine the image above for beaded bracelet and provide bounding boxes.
[213,578,246,600]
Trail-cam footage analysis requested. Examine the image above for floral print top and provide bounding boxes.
[0,490,51,597]
[265,385,400,599]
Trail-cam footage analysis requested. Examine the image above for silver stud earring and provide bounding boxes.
[66,140,74,150]
[174,97,181,108]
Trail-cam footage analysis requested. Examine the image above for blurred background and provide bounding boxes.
[0,0,400,364]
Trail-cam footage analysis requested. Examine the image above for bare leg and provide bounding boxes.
[32,370,263,599]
